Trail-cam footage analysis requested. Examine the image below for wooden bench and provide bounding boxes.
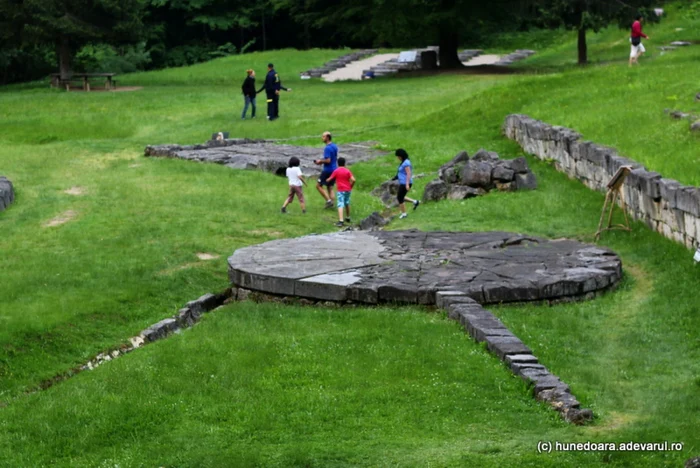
[50,73,118,91]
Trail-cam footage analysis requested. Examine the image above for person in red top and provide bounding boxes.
[629,14,650,66]
[326,157,356,227]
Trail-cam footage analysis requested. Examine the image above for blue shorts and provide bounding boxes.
[337,191,351,208]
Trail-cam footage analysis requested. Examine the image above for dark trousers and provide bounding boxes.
[266,92,279,119]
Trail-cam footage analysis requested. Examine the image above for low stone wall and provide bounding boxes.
[504,114,700,249]
[0,176,15,212]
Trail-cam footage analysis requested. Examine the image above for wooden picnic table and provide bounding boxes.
[50,73,117,91]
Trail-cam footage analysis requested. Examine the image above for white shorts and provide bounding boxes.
[630,42,646,58]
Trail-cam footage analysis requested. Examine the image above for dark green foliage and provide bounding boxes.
[532,0,662,63]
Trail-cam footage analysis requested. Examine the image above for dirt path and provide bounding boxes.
[322,53,400,82]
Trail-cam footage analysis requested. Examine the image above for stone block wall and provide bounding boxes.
[504,114,700,249]
[0,176,15,212]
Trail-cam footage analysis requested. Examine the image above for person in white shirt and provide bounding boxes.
[281,156,307,213]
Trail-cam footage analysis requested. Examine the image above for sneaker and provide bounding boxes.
[335,221,344,227]
[413,200,420,211]
[324,200,333,209]
[302,209,306,214]
[399,213,407,219]
[281,207,287,214]
[345,217,351,223]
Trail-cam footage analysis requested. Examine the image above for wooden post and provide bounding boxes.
[594,166,632,241]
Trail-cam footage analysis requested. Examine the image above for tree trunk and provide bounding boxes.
[58,37,73,79]
[577,27,588,65]
[438,30,463,69]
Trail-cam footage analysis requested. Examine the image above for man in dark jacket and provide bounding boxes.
[241,69,257,119]
[257,63,291,120]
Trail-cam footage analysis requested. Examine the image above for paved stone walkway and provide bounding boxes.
[323,53,399,82]
[228,230,621,304]
[145,140,386,177]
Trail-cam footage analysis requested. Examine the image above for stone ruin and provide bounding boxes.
[423,149,537,202]
[145,138,386,178]
[0,176,15,212]
[228,229,623,424]
[494,49,536,66]
[301,49,378,78]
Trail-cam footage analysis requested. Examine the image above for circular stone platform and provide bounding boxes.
[228,231,622,305]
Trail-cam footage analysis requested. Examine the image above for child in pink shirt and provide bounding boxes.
[327,157,355,227]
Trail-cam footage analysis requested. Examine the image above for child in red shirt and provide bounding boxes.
[327,157,355,227]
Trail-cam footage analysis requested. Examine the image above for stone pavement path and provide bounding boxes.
[463,54,502,66]
[228,230,622,304]
[322,53,400,82]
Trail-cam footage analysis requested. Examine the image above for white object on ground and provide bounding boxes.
[694,248,700,263]
[322,53,400,82]
[463,54,502,66]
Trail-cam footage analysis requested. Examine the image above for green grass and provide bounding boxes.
[1,7,700,466]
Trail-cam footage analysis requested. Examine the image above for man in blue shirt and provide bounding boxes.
[257,63,291,120]
[313,131,338,208]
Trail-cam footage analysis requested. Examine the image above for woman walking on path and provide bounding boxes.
[241,69,257,119]
[394,149,420,219]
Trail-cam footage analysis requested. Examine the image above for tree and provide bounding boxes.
[535,0,659,64]
[275,0,521,69]
[19,0,148,78]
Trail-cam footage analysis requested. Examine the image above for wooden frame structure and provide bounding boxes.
[595,165,632,241]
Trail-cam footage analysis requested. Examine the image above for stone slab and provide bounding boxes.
[228,231,622,305]
[145,140,386,178]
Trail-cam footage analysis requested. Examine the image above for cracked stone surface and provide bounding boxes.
[228,230,622,305]
[145,139,386,177]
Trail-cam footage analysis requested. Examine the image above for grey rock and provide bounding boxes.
[691,121,700,132]
[423,179,449,202]
[508,157,529,173]
[670,41,691,46]
[0,176,15,212]
[485,336,532,359]
[447,185,483,200]
[472,149,499,162]
[146,139,386,180]
[359,212,389,230]
[505,354,538,365]
[686,457,700,468]
[492,165,515,181]
[515,172,538,190]
[371,179,400,207]
[563,408,593,425]
[460,161,494,188]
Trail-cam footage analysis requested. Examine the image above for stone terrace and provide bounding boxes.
[145,139,386,178]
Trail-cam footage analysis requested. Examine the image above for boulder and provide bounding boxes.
[447,186,484,200]
[492,165,515,182]
[423,179,449,202]
[509,157,529,174]
[691,121,700,132]
[371,179,400,207]
[472,149,499,162]
[359,212,389,230]
[515,173,538,190]
[460,161,493,188]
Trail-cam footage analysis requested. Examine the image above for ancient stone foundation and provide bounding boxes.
[228,230,622,423]
[0,176,15,212]
[504,114,700,249]
[145,139,385,178]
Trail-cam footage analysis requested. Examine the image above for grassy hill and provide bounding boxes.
[0,5,699,467]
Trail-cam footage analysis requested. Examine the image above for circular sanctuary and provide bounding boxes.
[228,230,622,305]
